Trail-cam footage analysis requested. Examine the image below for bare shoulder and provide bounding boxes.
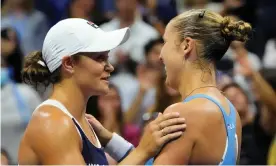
[163,99,221,136]
[19,105,86,164]
[154,102,203,164]
[163,101,206,138]
[24,105,81,154]
[164,101,208,123]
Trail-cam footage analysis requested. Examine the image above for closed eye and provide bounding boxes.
[95,54,108,61]
[90,52,109,62]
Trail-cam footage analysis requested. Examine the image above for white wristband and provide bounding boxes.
[104,133,134,162]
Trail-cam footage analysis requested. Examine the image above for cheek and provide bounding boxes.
[75,60,104,85]
[161,45,182,88]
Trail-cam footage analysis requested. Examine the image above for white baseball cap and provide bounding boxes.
[42,18,130,72]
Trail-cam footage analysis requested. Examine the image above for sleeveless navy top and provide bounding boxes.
[39,100,108,165]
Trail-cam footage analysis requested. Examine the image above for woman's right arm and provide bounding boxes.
[19,109,87,165]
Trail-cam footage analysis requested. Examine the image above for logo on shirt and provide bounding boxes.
[87,21,99,29]
[227,123,235,130]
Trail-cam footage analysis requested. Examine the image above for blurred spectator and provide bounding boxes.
[222,82,275,164]
[123,63,160,125]
[222,61,276,164]
[177,0,223,14]
[1,27,24,83]
[63,0,109,25]
[1,54,42,164]
[111,38,164,125]
[263,39,276,68]
[100,0,159,65]
[1,148,11,165]
[34,0,69,26]
[216,70,233,89]
[222,0,276,60]
[246,0,276,59]
[143,37,164,69]
[139,0,178,34]
[221,0,258,27]
[147,74,181,114]
[223,40,262,93]
[86,84,141,147]
[1,0,49,56]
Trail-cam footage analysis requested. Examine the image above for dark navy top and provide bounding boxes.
[72,118,108,165]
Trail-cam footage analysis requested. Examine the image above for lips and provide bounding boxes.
[101,76,110,80]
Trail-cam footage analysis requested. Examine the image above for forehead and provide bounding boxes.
[163,21,176,39]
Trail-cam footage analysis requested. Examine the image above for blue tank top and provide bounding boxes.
[38,100,108,165]
[145,94,237,165]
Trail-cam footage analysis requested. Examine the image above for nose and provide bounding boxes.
[105,62,114,73]
[159,54,163,63]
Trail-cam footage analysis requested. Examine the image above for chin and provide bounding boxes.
[98,85,110,96]
[87,84,110,96]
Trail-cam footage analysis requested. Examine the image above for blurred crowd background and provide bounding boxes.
[1,0,276,165]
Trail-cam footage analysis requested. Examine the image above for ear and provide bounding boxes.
[180,37,195,60]
[61,56,74,74]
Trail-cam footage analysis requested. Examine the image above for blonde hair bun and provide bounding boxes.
[221,16,252,42]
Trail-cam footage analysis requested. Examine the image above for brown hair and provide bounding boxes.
[22,51,82,89]
[22,51,62,89]
[172,9,252,62]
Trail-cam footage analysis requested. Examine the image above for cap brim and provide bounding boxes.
[81,27,130,53]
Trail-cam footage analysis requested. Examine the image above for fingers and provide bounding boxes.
[159,117,186,130]
[159,131,183,144]
[152,112,163,124]
[85,113,94,120]
[161,124,186,136]
[85,114,98,126]
[154,112,180,124]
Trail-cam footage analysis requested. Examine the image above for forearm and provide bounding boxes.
[250,72,276,112]
[124,89,146,123]
[118,148,148,165]
[104,133,149,165]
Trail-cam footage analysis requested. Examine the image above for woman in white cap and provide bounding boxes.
[18,18,186,165]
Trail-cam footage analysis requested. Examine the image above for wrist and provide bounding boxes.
[102,131,113,147]
[132,146,150,163]
[104,133,134,162]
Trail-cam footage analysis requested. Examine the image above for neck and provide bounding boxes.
[179,66,217,100]
[50,79,88,121]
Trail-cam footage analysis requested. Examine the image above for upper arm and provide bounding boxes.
[26,109,86,165]
[153,104,198,165]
